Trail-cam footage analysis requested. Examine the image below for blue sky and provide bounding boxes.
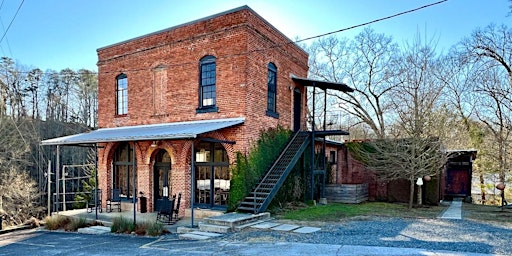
[1,0,510,72]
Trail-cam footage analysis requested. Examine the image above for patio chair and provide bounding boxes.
[156,195,176,224]
[106,188,121,212]
[87,189,102,213]
[173,193,181,220]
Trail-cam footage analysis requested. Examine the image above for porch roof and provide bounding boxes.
[40,117,245,146]
[292,76,354,92]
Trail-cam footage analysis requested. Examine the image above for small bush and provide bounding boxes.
[43,215,71,230]
[132,221,165,236]
[134,222,148,236]
[24,217,40,228]
[111,216,135,233]
[66,217,88,231]
[145,222,165,236]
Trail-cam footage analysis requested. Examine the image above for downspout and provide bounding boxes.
[190,140,196,227]
[132,142,137,226]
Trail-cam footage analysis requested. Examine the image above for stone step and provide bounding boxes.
[202,212,270,228]
[77,226,111,235]
[233,219,273,232]
[179,230,223,240]
[198,223,231,233]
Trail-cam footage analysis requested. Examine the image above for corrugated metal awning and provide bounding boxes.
[41,117,245,146]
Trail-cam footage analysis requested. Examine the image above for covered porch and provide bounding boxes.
[41,117,245,226]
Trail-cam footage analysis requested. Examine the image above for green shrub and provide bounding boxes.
[111,216,135,233]
[228,126,291,211]
[145,221,165,236]
[43,215,71,230]
[66,217,88,231]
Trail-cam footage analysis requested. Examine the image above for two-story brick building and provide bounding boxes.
[43,6,314,216]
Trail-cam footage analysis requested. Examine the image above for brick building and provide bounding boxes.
[43,6,312,216]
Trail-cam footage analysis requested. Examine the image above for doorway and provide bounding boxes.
[153,150,172,210]
[194,141,230,208]
[293,88,302,132]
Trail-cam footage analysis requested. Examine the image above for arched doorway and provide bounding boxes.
[153,150,172,210]
[194,141,230,208]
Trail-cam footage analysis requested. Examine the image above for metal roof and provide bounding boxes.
[41,117,245,146]
[292,76,354,92]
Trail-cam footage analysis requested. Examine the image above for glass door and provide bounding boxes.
[153,150,171,210]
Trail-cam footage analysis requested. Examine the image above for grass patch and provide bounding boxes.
[66,217,88,231]
[43,215,71,230]
[135,221,166,236]
[111,216,135,234]
[463,203,512,223]
[274,202,446,221]
[111,217,165,236]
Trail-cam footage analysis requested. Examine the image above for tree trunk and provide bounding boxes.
[479,173,486,205]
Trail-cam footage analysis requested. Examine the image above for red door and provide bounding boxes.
[446,169,470,196]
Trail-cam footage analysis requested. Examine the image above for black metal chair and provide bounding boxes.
[156,195,176,224]
[87,189,102,213]
[173,193,181,220]
[106,188,121,212]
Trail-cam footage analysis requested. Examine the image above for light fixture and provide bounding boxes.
[150,140,158,148]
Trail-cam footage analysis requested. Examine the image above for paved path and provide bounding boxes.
[438,198,463,219]
[0,230,498,256]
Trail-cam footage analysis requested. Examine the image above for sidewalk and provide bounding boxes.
[438,198,463,219]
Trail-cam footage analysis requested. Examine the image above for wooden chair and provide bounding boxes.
[106,188,121,212]
[87,189,102,213]
[156,195,176,224]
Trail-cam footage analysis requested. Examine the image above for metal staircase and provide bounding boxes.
[237,131,311,213]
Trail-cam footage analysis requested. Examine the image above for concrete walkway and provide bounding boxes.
[438,198,463,219]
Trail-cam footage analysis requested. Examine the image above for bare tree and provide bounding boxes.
[349,137,444,209]
[0,117,43,226]
[307,28,399,138]
[25,68,43,119]
[76,69,98,127]
[59,68,78,122]
[363,34,446,209]
[458,24,512,204]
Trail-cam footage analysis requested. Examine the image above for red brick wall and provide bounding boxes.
[97,6,308,153]
[95,7,308,213]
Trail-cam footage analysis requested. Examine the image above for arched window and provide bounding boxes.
[197,55,217,113]
[116,73,128,115]
[266,63,278,118]
[194,141,229,208]
[113,142,136,199]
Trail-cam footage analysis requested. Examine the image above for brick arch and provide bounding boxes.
[185,131,237,165]
[145,141,177,165]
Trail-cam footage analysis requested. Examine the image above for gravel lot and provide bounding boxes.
[219,217,512,255]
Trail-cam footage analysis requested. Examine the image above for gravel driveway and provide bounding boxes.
[219,217,512,255]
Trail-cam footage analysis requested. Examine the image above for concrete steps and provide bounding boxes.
[177,212,271,240]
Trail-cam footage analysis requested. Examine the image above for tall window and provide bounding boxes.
[194,142,230,208]
[198,55,217,113]
[116,74,128,115]
[266,63,278,118]
[113,143,137,200]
